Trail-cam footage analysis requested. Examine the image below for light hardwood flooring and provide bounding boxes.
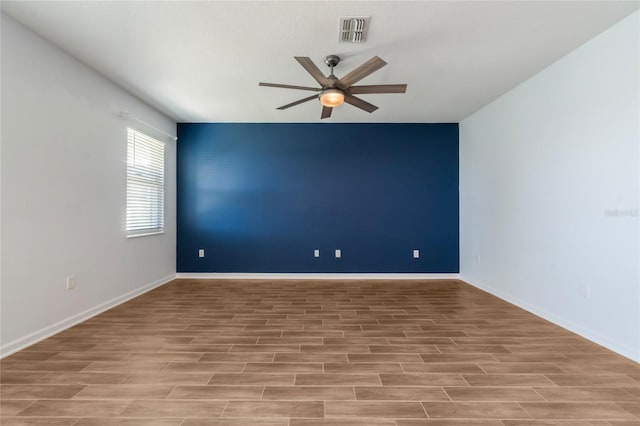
[1,279,639,425]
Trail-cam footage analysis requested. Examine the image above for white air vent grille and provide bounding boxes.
[340,17,369,43]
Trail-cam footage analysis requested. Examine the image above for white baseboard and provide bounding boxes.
[461,275,640,363]
[0,273,176,359]
[175,273,461,280]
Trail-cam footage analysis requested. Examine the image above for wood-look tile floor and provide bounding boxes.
[2,279,639,425]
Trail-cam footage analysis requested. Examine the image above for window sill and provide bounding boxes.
[127,230,165,239]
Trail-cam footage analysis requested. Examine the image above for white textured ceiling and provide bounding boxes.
[2,1,638,123]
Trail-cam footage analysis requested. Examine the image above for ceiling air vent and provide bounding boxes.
[339,17,370,43]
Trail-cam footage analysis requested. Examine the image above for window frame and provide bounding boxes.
[126,127,165,238]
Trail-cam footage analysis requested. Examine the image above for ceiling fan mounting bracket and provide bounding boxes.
[324,55,340,68]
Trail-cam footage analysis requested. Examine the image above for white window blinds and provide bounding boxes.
[126,128,165,237]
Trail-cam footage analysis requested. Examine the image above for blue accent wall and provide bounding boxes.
[177,123,459,273]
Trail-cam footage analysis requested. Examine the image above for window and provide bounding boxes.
[126,128,165,237]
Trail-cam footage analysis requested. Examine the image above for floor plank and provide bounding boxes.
[1,278,638,424]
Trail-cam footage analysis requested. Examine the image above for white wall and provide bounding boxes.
[460,11,639,362]
[0,15,177,356]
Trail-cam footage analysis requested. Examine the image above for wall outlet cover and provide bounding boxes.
[66,275,76,290]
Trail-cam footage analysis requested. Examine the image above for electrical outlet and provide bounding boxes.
[198,249,205,258]
[585,284,592,299]
[66,275,76,290]
[314,249,320,258]
[335,249,341,258]
[413,249,420,258]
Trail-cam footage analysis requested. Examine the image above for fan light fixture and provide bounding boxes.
[319,89,345,107]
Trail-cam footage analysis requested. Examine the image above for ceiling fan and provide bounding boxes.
[259,55,407,119]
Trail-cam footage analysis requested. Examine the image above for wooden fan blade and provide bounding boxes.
[295,57,330,87]
[259,82,321,92]
[321,106,333,119]
[349,84,407,94]
[344,94,378,113]
[276,94,318,110]
[335,56,387,89]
